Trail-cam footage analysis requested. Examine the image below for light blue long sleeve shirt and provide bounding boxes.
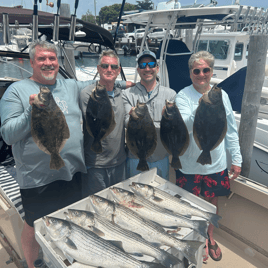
[175,84,242,175]
[0,78,126,189]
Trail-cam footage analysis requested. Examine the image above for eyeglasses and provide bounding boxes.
[138,62,157,69]
[192,67,211,75]
[100,64,119,70]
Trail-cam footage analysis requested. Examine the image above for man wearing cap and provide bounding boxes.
[122,50,176,180]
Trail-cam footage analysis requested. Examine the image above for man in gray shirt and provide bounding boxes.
[122,50,176,180]
[80,50,127,196]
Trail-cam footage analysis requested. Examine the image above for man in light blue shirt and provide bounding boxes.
[176,51,242,263]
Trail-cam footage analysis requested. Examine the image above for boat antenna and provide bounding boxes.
[69,0,79,41]
[113,0,126,81]
[52,0,61,41]
[32,0,42,40]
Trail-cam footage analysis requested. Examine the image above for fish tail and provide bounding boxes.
[159,250,182,267]
[197,150,212,165]
[137,159,149,171]
[180,240,204,265]
[91,139,102,153]
[205,212,222,228]
[171,156,182,169]
[193,220,209,239]
[50,153,65,170]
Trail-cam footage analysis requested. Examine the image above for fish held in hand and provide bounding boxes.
[160,101,189,169]
[193,85,227,165]
[126,100,157,171]
[86,83,116,153]
[31,86,69,170]
[43,216,165,268]
[130,182,221,228]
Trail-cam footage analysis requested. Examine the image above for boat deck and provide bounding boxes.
[0,167,267,268]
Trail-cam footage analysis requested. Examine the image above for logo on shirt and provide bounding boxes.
[54,97,68,114]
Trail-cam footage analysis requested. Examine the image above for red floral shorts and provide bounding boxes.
[175,169,231,198]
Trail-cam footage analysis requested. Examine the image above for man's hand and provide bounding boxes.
[29,94,37,106]
[229,165,241,180]
[126,81,136,89]
[129,107,135,115]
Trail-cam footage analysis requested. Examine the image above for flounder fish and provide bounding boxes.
[85,83,116,153]
[126,100,157,171]
[31,86,69,170]
[160,100,189,169]
[193,84,227,165]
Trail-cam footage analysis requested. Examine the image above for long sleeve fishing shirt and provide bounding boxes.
[0,78,126,189]
[79,82,127,168]
[175,84,242,175]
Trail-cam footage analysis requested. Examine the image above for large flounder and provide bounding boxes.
[85,83,116,153]
[126,100,157,171]
[160,100,189,169]
[193,84,227,165]
[31,86,70,170]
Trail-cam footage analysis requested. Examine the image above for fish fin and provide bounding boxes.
[65,237,77,250]
[90,226,105,237]
[166,227,181,234]
[205,213,222,228]
[152,196,164,202]
[193,220,209,239]
[197,150,212,165]
[179,240,204,265]
[137,159,149,171]
[91,139,102,153]
[50,154,65,170]
[169,232,183,238]
[64,252,74,264]
[174,194,182,199]
[131,253,144,257]
[151,242,163,248]
[171,156,182,169]
[140,261,166,268]
[211,119,227,151]
[193,127,202,150]
[160,250,182,267]
[107,240,125,251]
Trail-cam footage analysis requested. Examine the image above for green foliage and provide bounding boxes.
[99,3,137,24]
[136,0,153,10]
[81,10,99,24]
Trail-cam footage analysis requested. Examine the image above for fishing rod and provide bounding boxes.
[32,0,42,40]
[53,0,61,41]
[69,0,79,41]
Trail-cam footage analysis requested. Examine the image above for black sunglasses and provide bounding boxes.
[138,62,157,69]
[192,67,211,75]
[100,64,119,70]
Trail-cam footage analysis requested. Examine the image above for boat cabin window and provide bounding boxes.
[234,43,244,61]
[196,40,230,60]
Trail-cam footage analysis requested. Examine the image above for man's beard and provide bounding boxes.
[41,66,56,81]
[41,73,56,80]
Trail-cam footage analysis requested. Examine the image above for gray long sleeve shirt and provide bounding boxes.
[79,83,127,168]
[122,82,176,163]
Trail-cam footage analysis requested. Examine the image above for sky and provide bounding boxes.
[1,0,268,20]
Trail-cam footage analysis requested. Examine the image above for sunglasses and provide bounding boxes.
[138,62,157,69]
[100,64,119,70]
[192,67,211,75]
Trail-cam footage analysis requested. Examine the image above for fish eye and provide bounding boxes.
[51,219,57,223]
[74,211,80,216]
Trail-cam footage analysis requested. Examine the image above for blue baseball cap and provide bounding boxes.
[137,50,157,63]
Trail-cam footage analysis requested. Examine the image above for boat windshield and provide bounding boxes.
[196,39,230,60]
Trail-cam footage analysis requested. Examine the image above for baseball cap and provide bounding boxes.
[137,50,157,63]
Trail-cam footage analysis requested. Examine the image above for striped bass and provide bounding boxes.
[110,187,209,239]
[89,195,204,265]
[65,209,181,267]
[43,216,165,268]
[130,182,221,227]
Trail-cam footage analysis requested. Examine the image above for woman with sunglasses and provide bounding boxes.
[122,50,176,180]
[175,51,242,263]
